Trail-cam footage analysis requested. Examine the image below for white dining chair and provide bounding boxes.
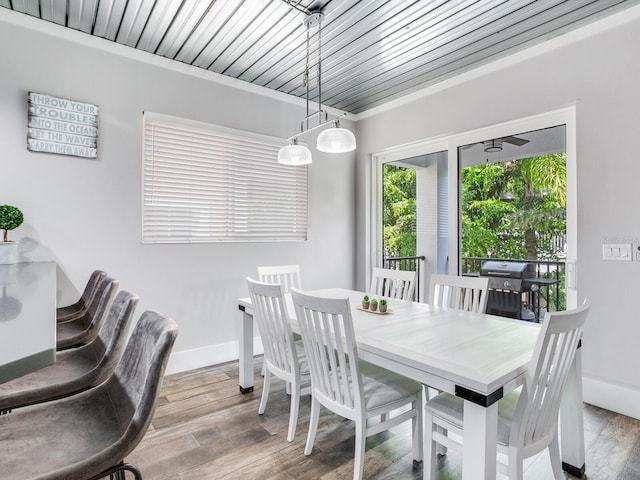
[424,299,591,480]
[246,277,310,442]
[291,287,423,480]
[257,264,301,292]
[370,267,417,301]
[428,274,490,313]
[256,264,303,377]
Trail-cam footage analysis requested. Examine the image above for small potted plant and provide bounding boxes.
[369,297,378,312]
[0,205,24,265]
[362,295,370,309]
[379,299,388,313]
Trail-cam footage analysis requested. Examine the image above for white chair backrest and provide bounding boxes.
[512,299,591,449]
[428,274,489,313]
[247,277,300,380]
[257,264,301,293]
[290,288,363,419]
[370,267,417,301]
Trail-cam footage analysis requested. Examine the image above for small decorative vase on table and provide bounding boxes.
[369,298,378,312]
[379,299,388,313]
[0,205,24,265]
[361,295,370,310]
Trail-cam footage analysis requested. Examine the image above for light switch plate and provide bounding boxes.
[602,243,632,261]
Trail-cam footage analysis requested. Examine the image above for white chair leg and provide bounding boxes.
[507,445,524,480]
[286,381,300,442]
[353,419,366,480]
[426,386,447,455]
[258,369,271,415]
[412,394,423,462]
[548,433,565,480]
[305,397,321,455]
[424,409,437,480]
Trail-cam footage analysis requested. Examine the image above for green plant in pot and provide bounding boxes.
[0,205,24,264]
[362,295,370,309]
[369,297,378,312]
[379,299,388,313]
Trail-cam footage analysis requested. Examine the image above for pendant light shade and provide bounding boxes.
[316,122,357,153]
[277,141,312,165]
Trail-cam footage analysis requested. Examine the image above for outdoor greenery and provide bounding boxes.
[382,153,567,313]
[383,153,566,261]
[382,164,416,258]
[461,153,566,260]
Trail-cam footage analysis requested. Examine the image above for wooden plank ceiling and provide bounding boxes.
[2,0,639,114]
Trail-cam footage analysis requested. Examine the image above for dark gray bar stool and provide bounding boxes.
[57,270,107,323]
[0,290,138,412]
[56,276,118,350]
[0,310,178,479]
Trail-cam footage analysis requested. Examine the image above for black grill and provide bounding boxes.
[480,261,535,320]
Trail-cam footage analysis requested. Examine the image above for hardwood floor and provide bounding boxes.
[127,358,640,479]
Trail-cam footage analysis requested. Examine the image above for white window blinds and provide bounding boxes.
[142,112,308,244]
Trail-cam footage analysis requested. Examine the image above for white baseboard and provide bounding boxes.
[583,375,640,420]
[165,337,264,376]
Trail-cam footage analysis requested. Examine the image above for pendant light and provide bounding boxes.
[277,8,356,165]
[277,138,312,165]
[317,119,356,153]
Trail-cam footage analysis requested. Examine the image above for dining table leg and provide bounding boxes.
[462,399,498,480]
[560,343,586,477]
[238,306,254,394]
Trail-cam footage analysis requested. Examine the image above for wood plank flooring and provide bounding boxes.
[127,358,640,479]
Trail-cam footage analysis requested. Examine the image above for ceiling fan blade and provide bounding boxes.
[503,136,529,146]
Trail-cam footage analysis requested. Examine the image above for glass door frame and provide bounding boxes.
[369,137,448,294]
[369,106,577,309]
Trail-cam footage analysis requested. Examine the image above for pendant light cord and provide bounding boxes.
[305,21,310,132]
[317,16,322,121]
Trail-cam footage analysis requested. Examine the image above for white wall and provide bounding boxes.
[355,8,640,418]
[0,10,355,374]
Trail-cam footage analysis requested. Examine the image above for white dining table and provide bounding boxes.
[237,288,586,480]
[0,261,57,384]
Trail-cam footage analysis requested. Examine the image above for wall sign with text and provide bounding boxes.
[27,92,99,159]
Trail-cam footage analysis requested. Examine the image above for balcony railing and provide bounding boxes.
[383,256,425,302]
[382,255,564,318]
[461,256,566,317]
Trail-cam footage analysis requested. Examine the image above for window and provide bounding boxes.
[142,112,308,243]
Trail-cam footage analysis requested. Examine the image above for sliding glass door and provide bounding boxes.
[370,108,576,311]
[457,125,567,320]
[379,151,448,301]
